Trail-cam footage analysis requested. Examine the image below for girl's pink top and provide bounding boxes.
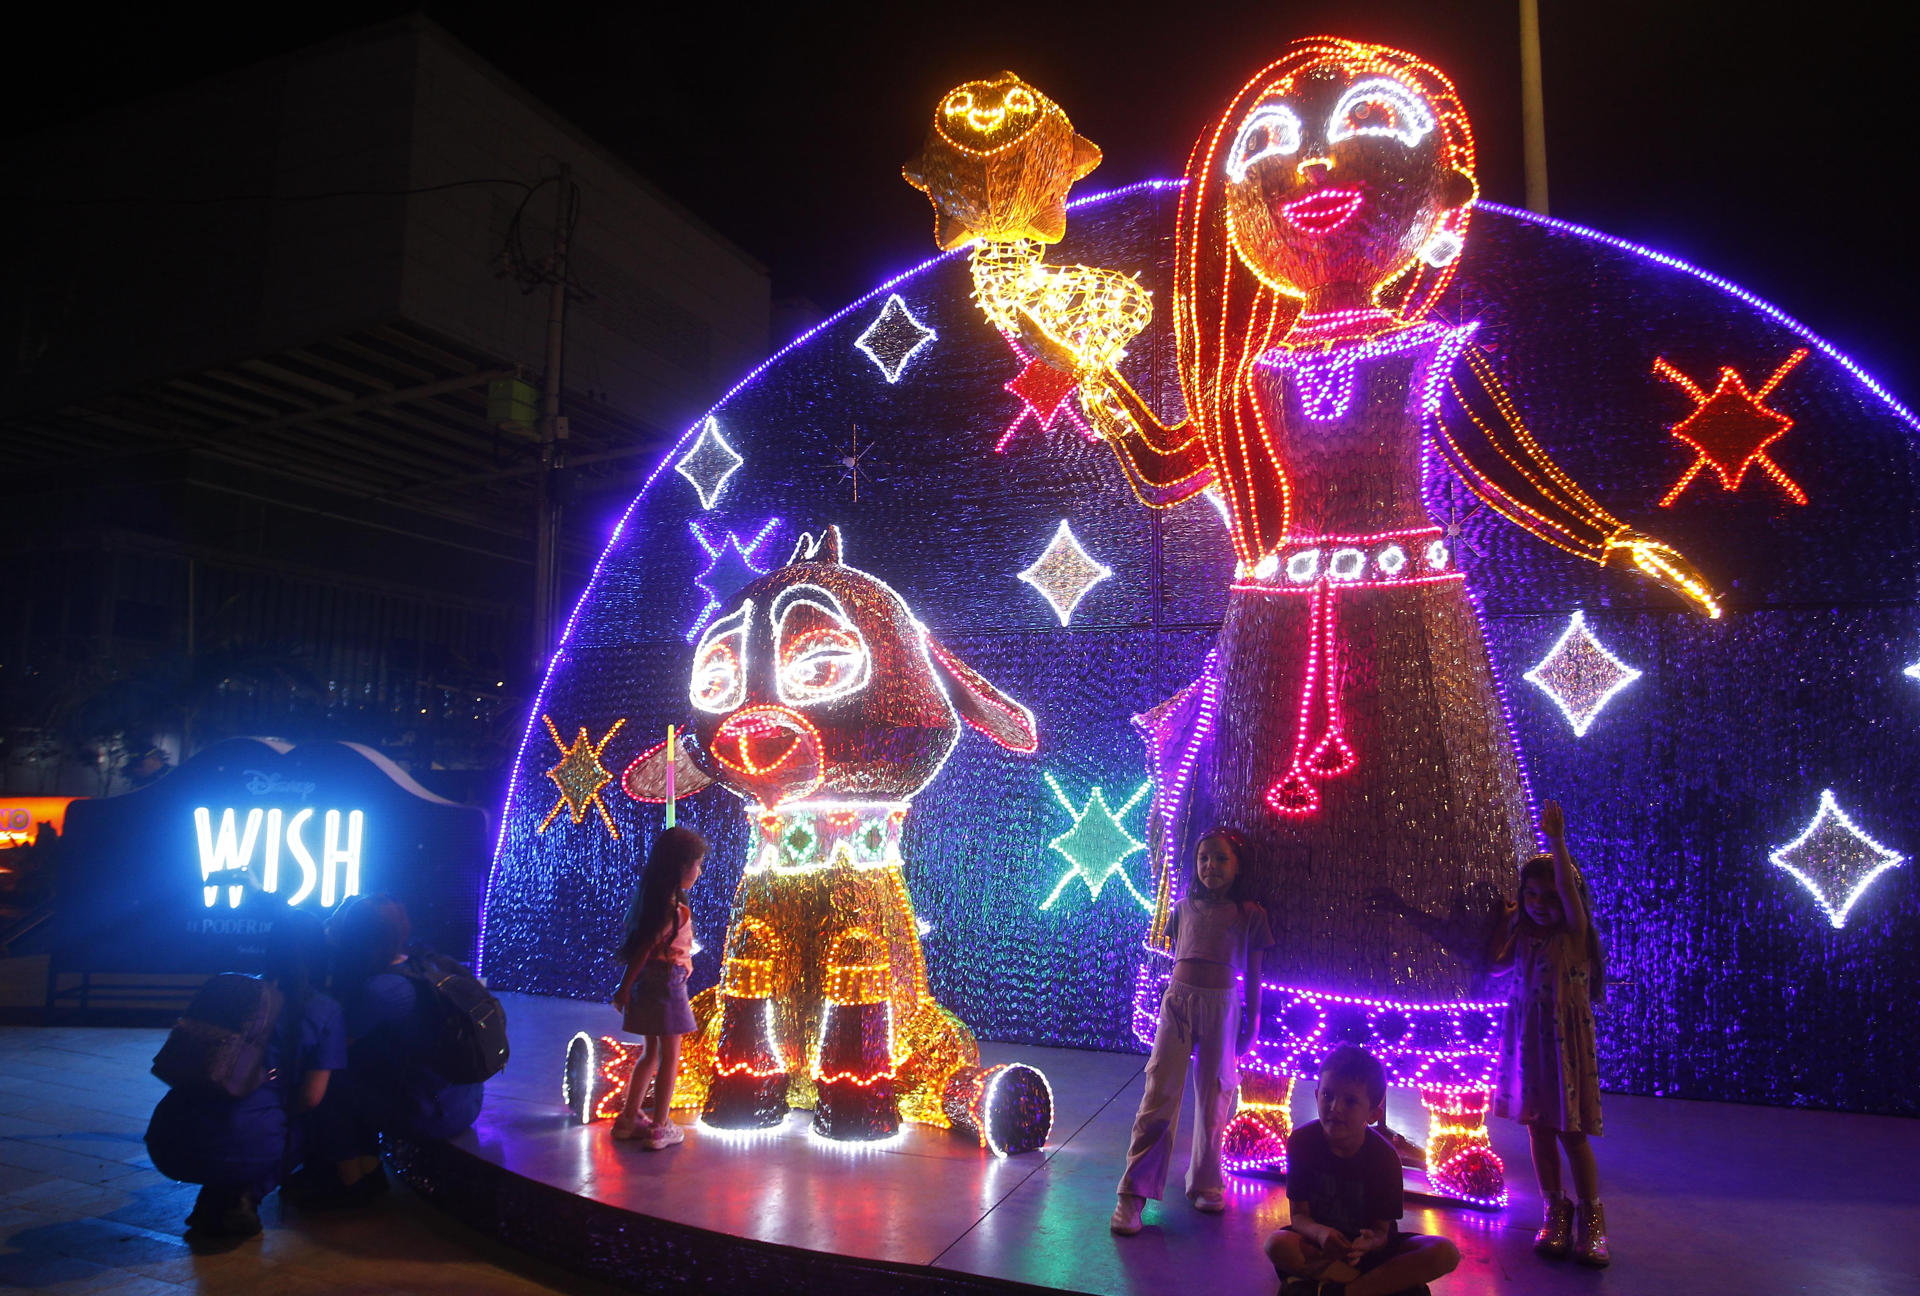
[651,902,693,971]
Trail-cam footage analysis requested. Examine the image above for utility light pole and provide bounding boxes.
[1519,0,1550,214]
[532,163,572,673]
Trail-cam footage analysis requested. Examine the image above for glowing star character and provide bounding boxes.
[1769,790,1906,930]
[904,74,1151,451]
[687,517,782,642]
[1040,776,1151,911]
[674,417,745,510]
[1654,348,1810,507]
[621,525,1052,1153]
[902,72,1103,250]
[1522,610,1644,737]
[855,294,937,383]
[539,715,625,836]
[1018,519,1113,626]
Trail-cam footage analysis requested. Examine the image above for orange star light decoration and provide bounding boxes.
[539,714,626,836]
[1654,347,1810,507]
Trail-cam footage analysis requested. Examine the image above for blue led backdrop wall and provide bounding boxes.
[480,183,1919,1115]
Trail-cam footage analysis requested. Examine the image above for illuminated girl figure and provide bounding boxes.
[912,38,1719,1201]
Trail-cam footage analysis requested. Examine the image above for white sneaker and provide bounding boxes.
[1110,1194,1144,1235]
[1190,1188,1225,1213]
[645,1120,685,1150]
[611,1114,651,1141]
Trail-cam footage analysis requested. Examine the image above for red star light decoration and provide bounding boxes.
[1003,359,1078,430]
[1654,348,1809,507]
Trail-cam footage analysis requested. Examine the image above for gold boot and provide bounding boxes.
[1574,1200,1611,1267]
[1533,1196,1573,1258]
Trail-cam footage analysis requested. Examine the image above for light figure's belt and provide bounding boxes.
[1232,527,1463,818]
[1231,525,1459,594]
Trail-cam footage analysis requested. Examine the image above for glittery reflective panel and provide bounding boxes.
[482,181,1920,1116]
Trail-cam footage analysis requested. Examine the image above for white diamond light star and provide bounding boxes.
[674,417,744,510]
[1769,789,1906,929]
[1019,519,1112,626]
[1523,610,1642,737]
[1906,659,1920,683]
[855,293,937,383]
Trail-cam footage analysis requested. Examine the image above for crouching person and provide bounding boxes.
[306,894,487,1206]
[1266,1045,1460,1296]
[146,910,343,1238]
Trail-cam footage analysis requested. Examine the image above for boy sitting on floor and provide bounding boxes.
[1265,1045,1460,1296]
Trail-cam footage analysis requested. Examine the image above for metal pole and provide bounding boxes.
[1519,0,1550,214]
[532,164,572,672]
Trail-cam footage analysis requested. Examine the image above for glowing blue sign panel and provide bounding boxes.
[194,806,365,908]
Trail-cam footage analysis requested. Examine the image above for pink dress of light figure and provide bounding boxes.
[906,38,1718,1204]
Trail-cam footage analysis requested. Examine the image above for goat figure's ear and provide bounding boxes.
[923,630,1039,753]
[785,525,846,567]
[622,732,714,803]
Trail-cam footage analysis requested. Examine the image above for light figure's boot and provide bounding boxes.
[811,929,899,1140]
[1220,1070,1293,1172]
[702,928,789,1129]
[563,1033,642,1125]
[1421,1085,1506,1206]
[943,1062,1053,1155]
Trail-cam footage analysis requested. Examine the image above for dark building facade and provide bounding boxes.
[1,17,769,801]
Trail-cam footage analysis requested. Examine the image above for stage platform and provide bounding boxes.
[388,992,1920,1295]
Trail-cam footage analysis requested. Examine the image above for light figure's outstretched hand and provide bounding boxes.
[1604,533,1722,619]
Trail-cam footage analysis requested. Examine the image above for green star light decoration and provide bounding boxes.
[1040,774,1152,912]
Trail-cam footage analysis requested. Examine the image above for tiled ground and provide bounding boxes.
[9,1008,1920,1296]
[0,1025,624,1295]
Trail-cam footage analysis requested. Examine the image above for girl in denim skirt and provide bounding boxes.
[612,826,707,1149]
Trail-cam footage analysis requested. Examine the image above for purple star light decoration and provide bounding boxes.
[686,517,782,642]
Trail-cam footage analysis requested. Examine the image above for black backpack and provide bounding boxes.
[403,952,509,1084]
[151,973,284,1100]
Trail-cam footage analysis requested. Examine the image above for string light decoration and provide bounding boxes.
[1017,519,1113,626]
[563,1031,644,1124]
[1139,956,1509,1205]
[943,1062,1055,1157]
[1003,355,1080,433]
[482,45,1920,1136]
[1654,349,1810,507]
[686,517,782,642]
[994,334,1104,452]
[835,423,877,502]
[854,294,938,383]
[613,527,1051,1152]
[1436,352,1722,619]
[1522,611,1644,738]
[674,417,745,511]
[1255,321,1477,422]
[1040,776,1152,911]
[538,716,625,836]
[1769,790,1906,929]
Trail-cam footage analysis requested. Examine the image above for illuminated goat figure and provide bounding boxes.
[911,41,1723,1203]
[623,527,1054,1152]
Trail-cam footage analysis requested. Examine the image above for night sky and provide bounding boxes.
[5,2,1909,398]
